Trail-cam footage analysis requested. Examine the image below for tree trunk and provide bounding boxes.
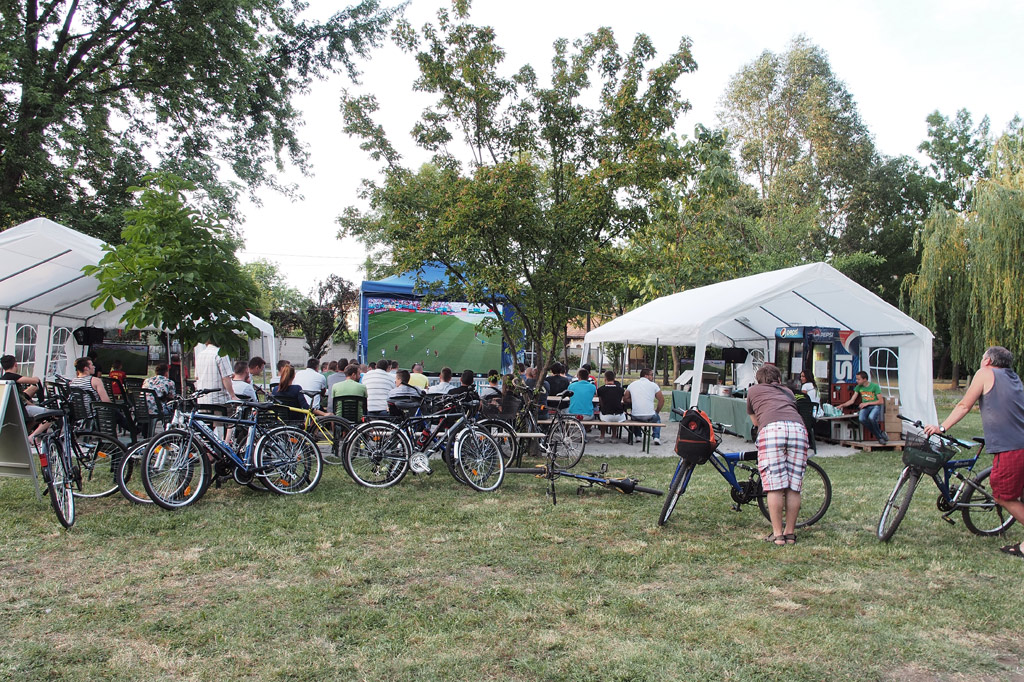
[950,362,961,390]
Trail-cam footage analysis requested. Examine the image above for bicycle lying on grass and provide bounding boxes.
[876,414,1014,542]
[658,409,832,528]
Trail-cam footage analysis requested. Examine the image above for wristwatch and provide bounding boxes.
[939,425,946,433]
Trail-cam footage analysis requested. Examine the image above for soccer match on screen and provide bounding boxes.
[366,297,502,374]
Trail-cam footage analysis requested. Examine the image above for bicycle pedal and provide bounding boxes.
[941,515,956,525]
[731,504,742,512]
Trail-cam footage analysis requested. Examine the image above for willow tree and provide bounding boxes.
[907,124,1024,373]
[339,2,696,377]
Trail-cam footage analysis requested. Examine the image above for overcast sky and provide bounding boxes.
[236,0,1023,292]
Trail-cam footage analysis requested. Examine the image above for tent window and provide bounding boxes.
[868,347,899,398]
[46,326,72,378]
[749,348,766,371]
[14,324,37,377]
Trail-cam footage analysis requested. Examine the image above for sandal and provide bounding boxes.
[784,533,797,545]
[999,543,1024,558]
[763,534,780,543]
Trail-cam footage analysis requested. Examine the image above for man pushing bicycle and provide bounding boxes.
[925,346,1024,559]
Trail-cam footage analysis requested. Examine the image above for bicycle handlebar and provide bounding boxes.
[897,413,964,444]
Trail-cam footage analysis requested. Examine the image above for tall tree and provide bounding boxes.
[918,109,991,212]
[84,173,260,357]
[241,258,305,320]
[0,0,399,240]
[907,123,1024,371]
[718,35,876,248]
[339,3,696,377]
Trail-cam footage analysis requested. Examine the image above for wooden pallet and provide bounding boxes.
[845,439,905,452]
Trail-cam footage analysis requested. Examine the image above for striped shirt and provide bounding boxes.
[361,369,395,412]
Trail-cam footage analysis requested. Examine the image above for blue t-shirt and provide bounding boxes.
[567,379,597,416]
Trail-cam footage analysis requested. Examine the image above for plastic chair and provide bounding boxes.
[335,395,367,422]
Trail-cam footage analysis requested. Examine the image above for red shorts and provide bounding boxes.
[991,448,1024,501]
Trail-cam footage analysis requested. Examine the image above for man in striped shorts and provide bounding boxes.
[746,364,810,545]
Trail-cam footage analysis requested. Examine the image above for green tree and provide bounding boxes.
[718,35,876,248]
[241,258,306,320]
[918,109,991,212]
[274,275,359,360]
[339,3,696,377]
[85,173,260,357]
[907,124,1024,372]
[0,0,399,240]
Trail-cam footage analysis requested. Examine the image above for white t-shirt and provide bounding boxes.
[293,367,328,409]
[801,382,820,404]
[624,377,662,417]
[428,380,453,394]
[194,344,233,404]
[232,379,257,402]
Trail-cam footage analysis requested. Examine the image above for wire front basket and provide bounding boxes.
[902,432,957,475]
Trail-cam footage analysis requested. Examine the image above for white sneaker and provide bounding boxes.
[653,438,662,446]
[596,438,604,444]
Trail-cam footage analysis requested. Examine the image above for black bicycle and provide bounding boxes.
[877,415,1014,541]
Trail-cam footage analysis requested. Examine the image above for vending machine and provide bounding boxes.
[773,327,861,406]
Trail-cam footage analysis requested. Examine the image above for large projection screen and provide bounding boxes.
[365,297,502,374]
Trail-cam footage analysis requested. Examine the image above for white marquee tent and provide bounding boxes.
[0,218,276,378]
[583,262,937,425]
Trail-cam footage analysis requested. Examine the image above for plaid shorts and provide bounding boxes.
[756,420,810,492]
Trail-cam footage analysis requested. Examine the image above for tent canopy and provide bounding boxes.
[1,218,275,374]
[583,262,937,424]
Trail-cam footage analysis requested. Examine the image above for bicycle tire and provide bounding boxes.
[116,438,153,504]
[142,429,211,510]
[312,415,352,466]
[658,461,695,526]
[44,439,75,528]
[454,428,505,492]
[756,459,833,529]
[960,466,1017,536]
[546,418,586,469]
[255,426,323,495]
[475,418,518,466]
[877,467,921,542]
[343,421,410,488]
[72,431,126,498]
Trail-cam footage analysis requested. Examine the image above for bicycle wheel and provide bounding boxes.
[313,416,352,466]
[476,418,518,466]
[116,438,153,504]
[454,428,505,492]
[44,439,75,528]
[72,431,126,498]
[546,418,586,469]
[256,426,323,495]
[756,459,833,529]
[960,467,1017,536]
[658,461,695,527]
[876,467,921,542]
[142,429,211,510]
[343,421,410,488]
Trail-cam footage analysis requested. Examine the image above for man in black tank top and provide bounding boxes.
[926,346,1024,558]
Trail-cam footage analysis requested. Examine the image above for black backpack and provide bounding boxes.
[674,407,719,465]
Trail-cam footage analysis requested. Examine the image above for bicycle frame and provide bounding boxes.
[176,408,262,472]
[668,449,761,505]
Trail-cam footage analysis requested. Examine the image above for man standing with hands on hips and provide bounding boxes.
[925,346,1024,559]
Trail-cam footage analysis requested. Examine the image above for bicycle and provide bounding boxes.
[506,459,663,505]
[657,410,832,528]
[142,390,323,510]
[265,389,355,466]
[876,414,1014,541]
[510,386,586,468]
[343,392,504,492]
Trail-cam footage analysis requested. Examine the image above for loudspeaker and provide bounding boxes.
[73,326,104,346]
[721,348,748,364]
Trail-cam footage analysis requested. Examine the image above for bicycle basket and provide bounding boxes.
[674,408,719,465]
[902,433,956,475]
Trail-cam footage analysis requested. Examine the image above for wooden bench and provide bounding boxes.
[536,418,665,453]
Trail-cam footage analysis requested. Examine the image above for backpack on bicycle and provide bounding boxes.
[674,407,719,465]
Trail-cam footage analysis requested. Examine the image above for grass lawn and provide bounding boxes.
[2,394,1022,680]
[367,311,501,373]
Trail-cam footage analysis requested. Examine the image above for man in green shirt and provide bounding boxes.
[840,371,887,444]
[330,364,367,419]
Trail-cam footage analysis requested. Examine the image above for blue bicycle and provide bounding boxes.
[142,390,322,509]
[658,410,832,528]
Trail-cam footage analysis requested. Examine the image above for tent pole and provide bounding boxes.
[653,338,659,378]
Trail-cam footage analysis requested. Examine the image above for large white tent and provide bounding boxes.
[0,218,276,377]
[583,262,937,424]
